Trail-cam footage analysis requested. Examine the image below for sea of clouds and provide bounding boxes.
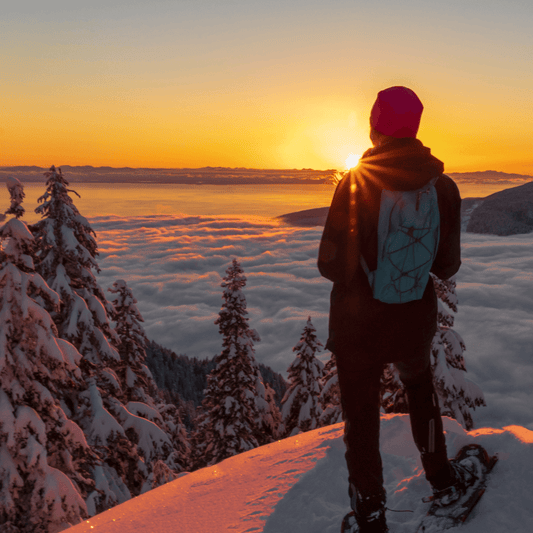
[88,213,533,433]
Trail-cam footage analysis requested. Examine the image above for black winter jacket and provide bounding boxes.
[317,137,462,366]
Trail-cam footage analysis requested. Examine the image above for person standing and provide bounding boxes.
[318,86,465,532]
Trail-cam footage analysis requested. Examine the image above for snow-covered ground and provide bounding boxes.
[68,415,533,533]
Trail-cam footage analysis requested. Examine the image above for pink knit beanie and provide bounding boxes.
[370,86,423,138]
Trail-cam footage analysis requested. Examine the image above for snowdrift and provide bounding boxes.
[68,414,533,533]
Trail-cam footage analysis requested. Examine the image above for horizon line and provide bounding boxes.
[1,165,533,178]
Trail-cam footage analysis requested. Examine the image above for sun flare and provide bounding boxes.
[345,153,361,169]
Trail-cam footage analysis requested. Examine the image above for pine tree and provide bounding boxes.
[27,167,180,511]
[431,275,485,430]
[28,166,119,365]
[264,382,282,437]
[107,279,159,405]
[190,259,268,468]
[380,364,409,414]
[253,364,281,444]
[154,400,190,472]
[319,353,342,426]
[280,317,325,437]
[108,279,190,478]
[379,364,407,413]
[27,167,142,511]
[0,177,96,532]
[143,338,285,433]
[4,177,25,220]
[378,275,485,430]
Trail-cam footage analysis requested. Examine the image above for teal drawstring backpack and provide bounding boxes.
[360,177,440,303]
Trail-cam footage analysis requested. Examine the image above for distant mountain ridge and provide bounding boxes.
[448,170,533,182]
[2,167,531,185]
[0,166,335,184]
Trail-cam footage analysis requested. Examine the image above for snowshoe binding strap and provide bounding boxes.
[422,484,459,505]
[341,511,356,533]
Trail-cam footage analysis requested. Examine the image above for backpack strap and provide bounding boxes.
[360,255,370,276]
[360,255,375,290]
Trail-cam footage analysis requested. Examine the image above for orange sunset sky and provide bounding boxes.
[2,0,532,173]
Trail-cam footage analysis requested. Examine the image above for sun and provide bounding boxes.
[345,153,361,169]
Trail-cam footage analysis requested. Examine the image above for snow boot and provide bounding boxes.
[341,490,389,533]
[341,509,389,533]
[425,449,478,507]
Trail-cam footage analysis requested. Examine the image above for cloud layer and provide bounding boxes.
[88,214,533,432]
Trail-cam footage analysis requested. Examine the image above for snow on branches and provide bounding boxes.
[0,170,196,527]
[430,277,485,430]
[319,353,342,426]
[28,166,119,366]
[22,167,189,511]
[191,259,279,468]
[280,317,325,437]
[1,177,94,532]
[5,176,25,220]
[108,279,189,474]
[108,279,152,403]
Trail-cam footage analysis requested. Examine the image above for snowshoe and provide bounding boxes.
[415,443,498,532]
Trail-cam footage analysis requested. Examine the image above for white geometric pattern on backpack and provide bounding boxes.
[362,177,440,303]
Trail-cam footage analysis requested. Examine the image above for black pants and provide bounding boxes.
[336,348,455,507]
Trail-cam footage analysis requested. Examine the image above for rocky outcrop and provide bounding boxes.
[466,181,533,235]
[276,207,329,227]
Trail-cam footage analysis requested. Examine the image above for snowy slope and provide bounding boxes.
[68,415,533,533]
[466,181,533,235]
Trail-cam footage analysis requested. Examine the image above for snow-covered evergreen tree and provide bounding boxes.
[26,166,180,510]
[280,317,325,437]
[0,178,95,532]
[253,365,281,443]
[108,279,190,475]
[380,364,409,414]
[154,400,190,471]
[319,353,342,426]
[264,382,282,437]
[190,259,271,468]
[4,177,26,220]
[26,167,143,510]
[107,279,159,405]
[431,275,485,430]
[378,275,485,430]
[28,166,120,365]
